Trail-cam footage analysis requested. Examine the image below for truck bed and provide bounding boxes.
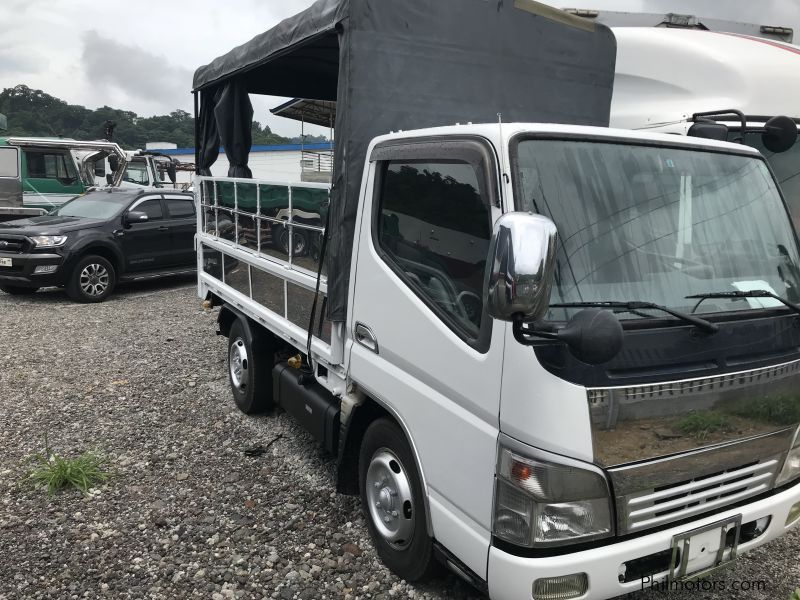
[195,175,339,366]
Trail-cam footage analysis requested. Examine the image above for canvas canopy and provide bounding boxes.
[193,0,617,323]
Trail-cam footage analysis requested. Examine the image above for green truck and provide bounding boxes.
[0,137,126,222]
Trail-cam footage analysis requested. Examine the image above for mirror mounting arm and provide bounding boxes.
[512,315,559,345]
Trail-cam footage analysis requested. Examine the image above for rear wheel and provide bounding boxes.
[228,318,276,414]
[66,255,115,303]
[0,286,39,295]
[359,418,438,582]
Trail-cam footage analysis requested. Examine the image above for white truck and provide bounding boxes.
[609,27,800,229]
[192,2,800,599]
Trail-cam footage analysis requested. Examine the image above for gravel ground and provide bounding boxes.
[0,279,798,600]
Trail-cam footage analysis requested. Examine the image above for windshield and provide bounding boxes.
[731,130,800,233]
[124,163,150,186]
[514,139,800,320]
[53,195,126,219]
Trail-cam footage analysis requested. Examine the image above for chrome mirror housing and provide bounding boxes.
[485,212,558,322]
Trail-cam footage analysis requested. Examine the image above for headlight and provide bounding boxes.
[494,445,613,547]
[30,235,68,248]
[776,426,800,486]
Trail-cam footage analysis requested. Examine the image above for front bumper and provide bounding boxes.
[0,252,65,288]
[487,480,800,600]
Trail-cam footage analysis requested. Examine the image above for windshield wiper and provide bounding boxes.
[687,290,800,316]
[550,301,719,334]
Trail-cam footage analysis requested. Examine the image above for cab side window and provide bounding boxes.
[165,197,195,218]
[0,147,19,178]
[136,198,163,220]
[377,159,493,339]
[26,151,77,180]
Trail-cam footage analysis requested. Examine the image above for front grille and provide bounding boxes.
[618,457,781,533]
[0,237,27,253]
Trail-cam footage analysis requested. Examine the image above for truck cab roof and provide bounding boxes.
[368,122,763,156]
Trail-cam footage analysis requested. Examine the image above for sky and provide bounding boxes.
[1,0,799,141]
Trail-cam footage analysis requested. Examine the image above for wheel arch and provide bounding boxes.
[67,243,124,276]
[337,392,434,536]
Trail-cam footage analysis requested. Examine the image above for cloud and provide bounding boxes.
[0,45,47,76]
[81,30,193,115]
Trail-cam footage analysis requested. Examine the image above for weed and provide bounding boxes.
[789,588,800,600]
[728,395,800,426]
[26,434,108,494]
[675,411,731,440]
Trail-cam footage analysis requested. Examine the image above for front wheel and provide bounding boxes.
[359,418,438,582]
[0,286,39,295]
[66,255,115,303]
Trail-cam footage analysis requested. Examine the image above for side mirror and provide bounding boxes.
[124,210,149,227]
[762,115,798,153]
[687,121,729,142]
[485,212,558,322]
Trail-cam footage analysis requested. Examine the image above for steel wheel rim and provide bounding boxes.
[366,448,415,549]
[293,233,306,255]
[79,263,110,296]
[229,337,248,390]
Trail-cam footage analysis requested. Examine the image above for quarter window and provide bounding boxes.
[377,160,492,338]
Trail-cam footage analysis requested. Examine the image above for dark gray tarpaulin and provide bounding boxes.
[193,0,616,323]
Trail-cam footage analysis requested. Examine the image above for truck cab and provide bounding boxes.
[0,137,127,220]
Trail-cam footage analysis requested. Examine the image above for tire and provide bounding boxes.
[0,286,39,295]
[65,255,116,303]
[359,418,439,582]
[276,227,308,257]
[227,318,275,414]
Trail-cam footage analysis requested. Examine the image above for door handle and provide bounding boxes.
[354,322,379,354]
[158,225,169,231]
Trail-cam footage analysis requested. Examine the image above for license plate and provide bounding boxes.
[0,257,11,267]
[669,515,741,581]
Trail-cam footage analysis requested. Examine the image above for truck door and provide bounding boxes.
[348,138,505,577]
[163,195,197,267]
[21,148,84,210]
[122,195,171,271]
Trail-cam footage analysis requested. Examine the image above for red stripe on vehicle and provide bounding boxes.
[716,31,800,56]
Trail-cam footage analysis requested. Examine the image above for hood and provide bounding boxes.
[0,215,105,235]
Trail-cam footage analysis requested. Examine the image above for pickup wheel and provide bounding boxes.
[65,255,116,303]
[359,418,438,582]
[227,319,275,414]
[0,286,39,295]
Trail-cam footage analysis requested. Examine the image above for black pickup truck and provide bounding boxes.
[0,188,196,302]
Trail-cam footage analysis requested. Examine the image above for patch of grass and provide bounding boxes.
[789,588,800,600]
[26,436,108,494]
[675,411,731,440]
[728,395,800,426]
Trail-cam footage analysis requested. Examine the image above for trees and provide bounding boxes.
[0,85,326,150]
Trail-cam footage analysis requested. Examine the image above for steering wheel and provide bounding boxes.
[456,290,483,325]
